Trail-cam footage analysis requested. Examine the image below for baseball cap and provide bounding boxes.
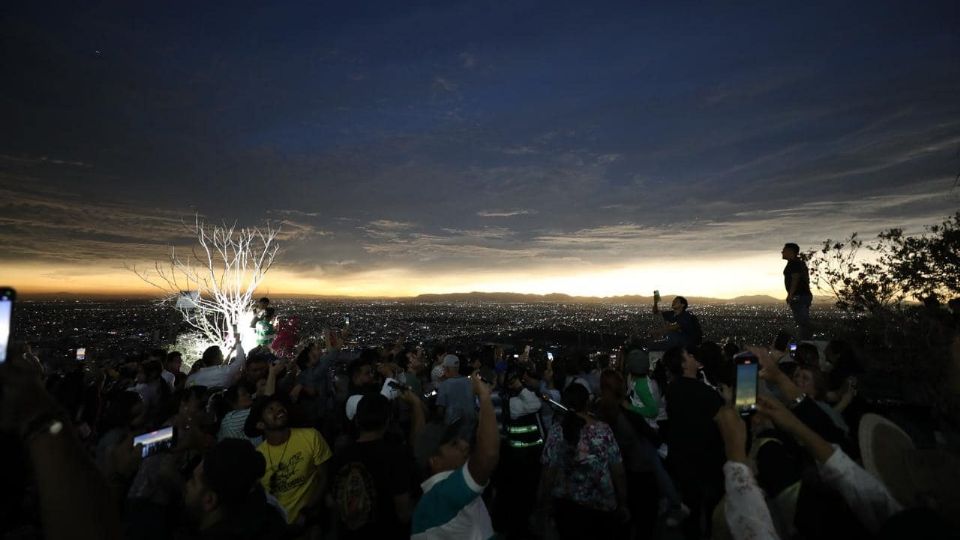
[413,419,465,476]
[442,354,460,369]
[627,349,650,376]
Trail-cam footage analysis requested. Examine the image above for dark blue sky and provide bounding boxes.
[1,1,958,295]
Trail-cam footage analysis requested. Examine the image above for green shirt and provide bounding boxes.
[628,376,659,418]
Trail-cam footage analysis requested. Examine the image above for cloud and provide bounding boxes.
[270,209,322,218]
[276,220,329,241]
[702,67,813,105]
[2,1,959,297]
[0,153,91,168]
[432,76,459,93]
[501,146,538,156]
[477,209,537,217]
[596,154,621,164]
[0,178,335,267]
[358,222,540,264]
[365,220,417,231]
[459,52,476,69]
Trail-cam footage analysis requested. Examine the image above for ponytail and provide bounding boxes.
[562,412,586,447]
[560,383,591,447]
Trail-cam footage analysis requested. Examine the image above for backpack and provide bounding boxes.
[333,461,378,532]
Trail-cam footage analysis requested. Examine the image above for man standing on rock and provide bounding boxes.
[782,243,813,340]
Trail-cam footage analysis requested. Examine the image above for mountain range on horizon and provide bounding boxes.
[409,292,837,305]
[17,290,836,305]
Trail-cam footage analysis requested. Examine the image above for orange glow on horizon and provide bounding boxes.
[1,254,793,299]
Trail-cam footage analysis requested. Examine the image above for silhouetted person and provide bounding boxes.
[782,243,813,339]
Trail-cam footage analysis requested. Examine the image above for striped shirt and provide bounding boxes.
[411,463,493,540]
[218,408,262,446]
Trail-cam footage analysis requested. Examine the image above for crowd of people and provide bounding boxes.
[2,289,960,540]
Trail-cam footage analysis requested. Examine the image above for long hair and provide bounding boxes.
[597,369,626,423]
[561,383,591,448]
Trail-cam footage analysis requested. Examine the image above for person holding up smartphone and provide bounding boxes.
[411,373,499,540]
[0,287,14,365]
[0,341,121,540]
[650,296,703,351]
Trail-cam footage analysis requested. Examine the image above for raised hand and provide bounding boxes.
[471,371,491,398]
[714,406,748,463]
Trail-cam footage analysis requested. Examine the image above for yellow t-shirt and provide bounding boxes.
[257,428,333,523]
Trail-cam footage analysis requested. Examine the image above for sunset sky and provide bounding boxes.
[2,1,958,299]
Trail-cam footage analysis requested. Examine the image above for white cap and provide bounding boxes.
[345,394,364,421]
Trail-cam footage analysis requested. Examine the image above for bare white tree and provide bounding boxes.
[132,216,281,352]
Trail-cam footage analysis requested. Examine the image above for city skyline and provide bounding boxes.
[2,1,958,298]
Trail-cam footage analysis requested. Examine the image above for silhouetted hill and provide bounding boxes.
[411,292,808,305]
[16,290,836,305]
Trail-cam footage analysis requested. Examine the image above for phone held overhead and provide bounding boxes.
[0,287,14,364]
[733,351,759,416]
[133,426,177,458]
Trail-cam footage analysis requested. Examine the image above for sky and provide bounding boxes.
[1,1,959,298]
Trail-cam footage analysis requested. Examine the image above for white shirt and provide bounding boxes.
[722,446,903,540]
[187,343,247,389]
[723,461,780,540]
[818,445,902,533]
[160,370,176,391]
[508,387,542,419]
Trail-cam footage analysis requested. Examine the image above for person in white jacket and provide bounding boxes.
[714,395,903,540]
[187,329,248,390]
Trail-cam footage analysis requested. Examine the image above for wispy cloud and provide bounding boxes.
[2,0,959,296]
[432,76,459,93]
[459,52,476,69]
[701,66,813,105]
[366,220,417,231]
[501,146,538,156]
[477,209,537,218]
[0,154,91,168]
[0,183,195,264]
[270,209,322,218]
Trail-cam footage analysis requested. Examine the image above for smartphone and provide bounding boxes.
[423,389,438,400]
[0,288,13,364]
[546,352,554,362]
[76,347,86,361]
[733,351,759,415]
[133,426,176,458]
[540,393,569,413]
[788,341,798,355]
[344,316,350,326]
